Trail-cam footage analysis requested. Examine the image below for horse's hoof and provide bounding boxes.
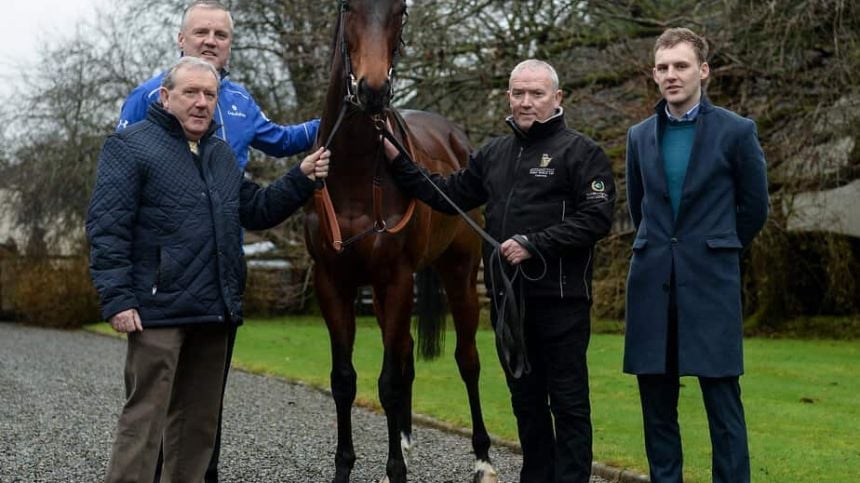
[473,459,499,483]
[379,477,390,483]
[333,466,352,483]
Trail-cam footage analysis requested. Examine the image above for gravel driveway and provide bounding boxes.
[0,323,616,482]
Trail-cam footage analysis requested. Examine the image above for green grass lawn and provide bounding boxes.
[87,317,860,482]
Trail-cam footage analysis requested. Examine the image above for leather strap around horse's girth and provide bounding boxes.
[314,109,417,253]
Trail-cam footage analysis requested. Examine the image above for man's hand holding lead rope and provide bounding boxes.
[501,238,533,266]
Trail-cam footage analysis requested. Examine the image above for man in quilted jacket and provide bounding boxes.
[119,3,321,480]
[121,3,323,480]
[86,57,329,483]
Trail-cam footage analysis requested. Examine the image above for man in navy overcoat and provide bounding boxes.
[624,28,769,483]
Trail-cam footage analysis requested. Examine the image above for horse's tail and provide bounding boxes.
[414,268,447,360]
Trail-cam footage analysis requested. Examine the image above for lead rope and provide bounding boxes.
[314,100,352,252]
[379,124,548,379]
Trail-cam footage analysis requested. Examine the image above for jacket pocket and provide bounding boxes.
[155,245,179,292]
[632,238,648,250]
[706,234,742,249]
[152,246,162,295]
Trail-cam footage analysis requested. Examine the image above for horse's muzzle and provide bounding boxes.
[357,77,391,115]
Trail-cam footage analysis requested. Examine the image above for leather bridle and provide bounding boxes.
[314,0,414,254]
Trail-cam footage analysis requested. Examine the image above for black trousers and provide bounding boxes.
[498,298,592,483]
[154,325,237,483]
[637,279,750,483]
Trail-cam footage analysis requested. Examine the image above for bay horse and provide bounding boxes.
[303,1,497,482]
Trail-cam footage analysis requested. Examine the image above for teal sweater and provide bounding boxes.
[661,120,696,219]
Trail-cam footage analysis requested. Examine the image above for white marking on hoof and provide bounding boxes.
[474,459,499,483]
[401,431,413,468]
[379,476,390,483]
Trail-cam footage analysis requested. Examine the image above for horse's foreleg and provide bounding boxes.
[316,268,359,483]
[372,287,414,456]
[437,256,498,483]
[374,273,415,483]
[331,339,358,483]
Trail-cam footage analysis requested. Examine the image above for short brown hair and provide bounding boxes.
[653,28,708,65]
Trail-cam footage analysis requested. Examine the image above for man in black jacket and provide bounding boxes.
[86,56,329,483]
[383,59,615,483]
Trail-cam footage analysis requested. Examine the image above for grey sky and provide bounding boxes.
[0,0,104,97]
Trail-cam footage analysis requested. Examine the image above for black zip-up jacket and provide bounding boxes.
[389,109,616,300]
[86,103,315,327]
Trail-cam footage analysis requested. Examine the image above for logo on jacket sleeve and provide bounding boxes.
[586,179,609,201]
[529,153,556,178]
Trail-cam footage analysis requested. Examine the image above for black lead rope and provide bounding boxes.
[379,125,549,379]
[315,97,352,191]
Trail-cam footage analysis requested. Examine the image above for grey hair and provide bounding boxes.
[181,0,234,33]
[162,57,220,90]
[510,59,560,91]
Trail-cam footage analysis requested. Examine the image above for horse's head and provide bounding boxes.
[339,0,407,115]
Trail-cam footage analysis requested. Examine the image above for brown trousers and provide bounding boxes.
[105,324,229,483]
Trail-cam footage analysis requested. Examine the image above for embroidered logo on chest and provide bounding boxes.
[227,104,247,118]
[529,153,556,178]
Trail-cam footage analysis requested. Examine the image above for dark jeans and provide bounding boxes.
[154,325,237,483]
[498,299,592,483]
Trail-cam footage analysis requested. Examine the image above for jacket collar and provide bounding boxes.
[146,102,219,142]
[506,107,567,140]
[654,91,714,119]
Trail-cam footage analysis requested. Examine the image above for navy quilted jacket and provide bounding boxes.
[87,103,316,327]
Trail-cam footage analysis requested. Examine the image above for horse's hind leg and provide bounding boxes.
[315,267,359,483]
[373,269,416,483]
[434,244,498,482]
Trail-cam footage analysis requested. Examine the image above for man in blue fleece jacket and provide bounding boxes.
[117,0,319,170]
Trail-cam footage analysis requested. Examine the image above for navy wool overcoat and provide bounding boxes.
[624,97,769,377]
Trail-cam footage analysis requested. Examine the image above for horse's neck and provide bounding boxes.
[321,54,385,179]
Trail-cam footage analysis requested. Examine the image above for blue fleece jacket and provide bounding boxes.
[117,71,319,169]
